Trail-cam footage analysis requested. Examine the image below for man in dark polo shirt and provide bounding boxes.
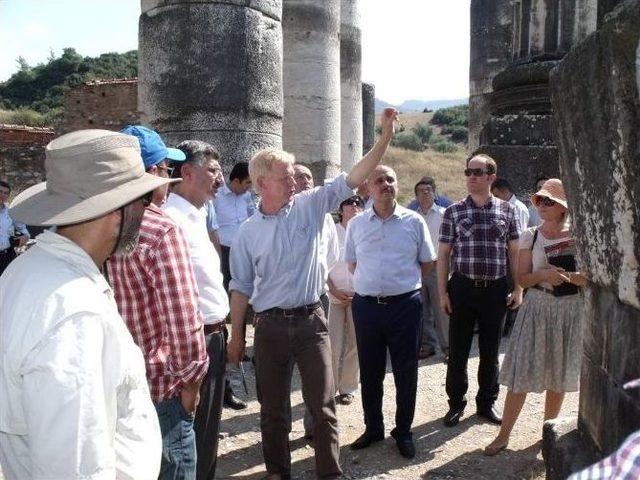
[437,154,523,427]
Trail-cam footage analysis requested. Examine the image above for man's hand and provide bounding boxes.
[228,335,246,365]
[17,234,28,248]
[380,107,398,140]
[507,287,523,310]
[440,292,452,315]
[180,382,201,415]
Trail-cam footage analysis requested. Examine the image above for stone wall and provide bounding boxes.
[0,125,52,194]
[549,0,640,462]
[60,79,140,134]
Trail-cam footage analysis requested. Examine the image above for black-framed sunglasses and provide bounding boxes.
[536,196,557,207]
[464,168,488,177]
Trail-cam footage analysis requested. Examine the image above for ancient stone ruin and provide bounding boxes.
[472,0,640,477]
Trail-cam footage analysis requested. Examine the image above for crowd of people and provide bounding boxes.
[0,108,599,479]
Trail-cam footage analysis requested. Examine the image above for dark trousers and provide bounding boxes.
[351,291,422,439]
[220,245,231,293]
[194,330,226,480]
[254,306,341,479]
[156,396,197,480]
[445,273,508,410]
[0,248,16,276]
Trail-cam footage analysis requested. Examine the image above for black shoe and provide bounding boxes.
[223,390,248,410]
[350,430,384,450]
[391,430,415,459]
[477,405,502,424]
[443,406,465,427]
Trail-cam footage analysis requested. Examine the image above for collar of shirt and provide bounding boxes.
[416,203,443,215]
[366,202,402,222]
[463,194,495,209]
[165,192,207,221]
[36,230,112,296]
[258,200,292,219]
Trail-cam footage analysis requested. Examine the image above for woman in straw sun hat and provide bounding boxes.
[484,178,588,456]
[0,129,179,480]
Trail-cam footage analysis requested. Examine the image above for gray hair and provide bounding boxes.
[177,140,220,167]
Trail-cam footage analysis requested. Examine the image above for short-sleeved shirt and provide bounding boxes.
[417,203,445,249]
[229,172,354,312]
[344,204,437,296]
[0,204,30,250]
[439,195,519,280]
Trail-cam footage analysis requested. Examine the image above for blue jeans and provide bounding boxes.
[155,395,197,480]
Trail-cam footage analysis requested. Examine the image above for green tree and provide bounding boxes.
[411,122,434,144]
[391,131,424,151]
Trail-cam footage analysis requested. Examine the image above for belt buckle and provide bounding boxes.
[473,279,487,288]
[282,308,296,318]
[376,296,388,305]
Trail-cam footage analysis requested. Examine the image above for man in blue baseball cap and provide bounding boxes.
[121,125,186,206]
[110,125,208,479]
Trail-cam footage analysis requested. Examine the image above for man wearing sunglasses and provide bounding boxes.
[107,126,209,480]
[438,154,523,428]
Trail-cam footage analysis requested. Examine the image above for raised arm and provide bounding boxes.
[346,108,398,188]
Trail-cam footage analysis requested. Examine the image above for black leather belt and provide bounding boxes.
[203,322,226,334]
[360,289,419,305]
[453,272,505,288]
[260,301,322,317]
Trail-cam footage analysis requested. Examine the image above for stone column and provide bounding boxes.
[340,0,362,170]
[361,82,375,153]
[468,0,514,151]
[282,0,341,181]
[138,0,283,172]
[472,0,603,198]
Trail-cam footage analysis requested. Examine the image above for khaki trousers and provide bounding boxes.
[328,302,359,395]
[254,305,341,479]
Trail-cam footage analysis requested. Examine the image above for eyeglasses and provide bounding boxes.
[464,168,488,177]
[536,196,557,207]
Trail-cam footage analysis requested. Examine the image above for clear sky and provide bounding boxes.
[0,0,470,105]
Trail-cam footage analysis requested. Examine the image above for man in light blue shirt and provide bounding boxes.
[227,108,398,480]
[213,162,255,291]
[344,165,437,460]
[0,180,30,275]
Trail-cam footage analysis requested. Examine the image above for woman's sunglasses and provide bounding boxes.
[536,196,557,207]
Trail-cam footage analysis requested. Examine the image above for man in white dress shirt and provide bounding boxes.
[0,130,168,479]
[414,177,449,360]
[163,140,230,480]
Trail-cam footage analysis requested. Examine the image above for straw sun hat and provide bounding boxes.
[9,129,179,226]
[530,178,568,209]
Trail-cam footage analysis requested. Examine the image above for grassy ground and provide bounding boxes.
[377,111,469,206]
[382,146,468,206]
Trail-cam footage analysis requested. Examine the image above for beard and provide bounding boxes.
[113,201,145,256]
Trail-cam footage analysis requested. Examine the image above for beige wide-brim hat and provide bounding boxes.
[530,178,568,209]
[10,129,179,226]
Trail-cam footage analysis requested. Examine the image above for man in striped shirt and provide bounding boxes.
[107,126,208,480]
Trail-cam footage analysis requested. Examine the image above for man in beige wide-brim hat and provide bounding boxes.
[0,129,177,480]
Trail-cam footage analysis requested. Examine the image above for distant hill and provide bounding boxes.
[375,97,468,113]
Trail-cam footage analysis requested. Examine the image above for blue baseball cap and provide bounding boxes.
[120,125,186,169]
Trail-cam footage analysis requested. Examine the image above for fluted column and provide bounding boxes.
[282,0,341,181]
[340,0,362,170]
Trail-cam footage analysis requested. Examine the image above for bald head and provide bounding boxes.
[368,165,398,203]
[293,164,314,193]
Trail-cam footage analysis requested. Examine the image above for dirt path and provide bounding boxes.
[218,326,578,479]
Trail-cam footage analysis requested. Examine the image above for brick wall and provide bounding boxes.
[60,78,140,133]
[0,125,53,194]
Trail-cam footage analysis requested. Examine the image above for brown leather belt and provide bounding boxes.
[203,322,226,335]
